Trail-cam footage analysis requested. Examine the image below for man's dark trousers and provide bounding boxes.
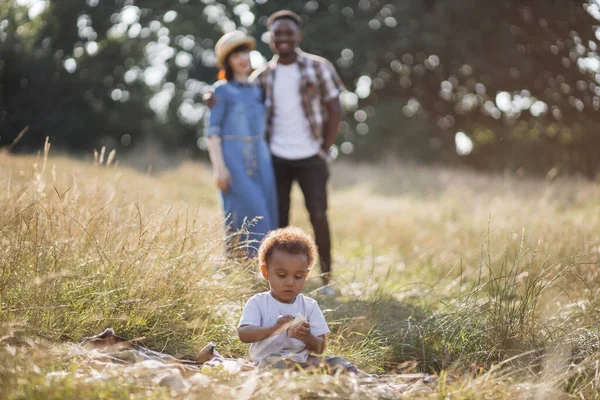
[272,155,331,282]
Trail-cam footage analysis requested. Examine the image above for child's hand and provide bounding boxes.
[271,315,295,335]
[287,322,310,340]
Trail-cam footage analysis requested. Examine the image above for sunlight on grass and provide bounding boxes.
[1,146,600,398]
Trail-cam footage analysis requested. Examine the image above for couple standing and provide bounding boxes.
[205,10,344,293]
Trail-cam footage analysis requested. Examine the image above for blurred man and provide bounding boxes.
[250,10,345,294]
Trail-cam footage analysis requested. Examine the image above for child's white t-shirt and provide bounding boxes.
[238,291,330,363]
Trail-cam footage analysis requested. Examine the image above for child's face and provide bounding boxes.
[261,249,309,304]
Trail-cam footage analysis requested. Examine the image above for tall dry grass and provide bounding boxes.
[0,143,254,358]
[1,144,600,399]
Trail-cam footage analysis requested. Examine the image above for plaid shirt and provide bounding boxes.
[250,49,345,143]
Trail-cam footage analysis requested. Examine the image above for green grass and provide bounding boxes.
[1,146,600,399]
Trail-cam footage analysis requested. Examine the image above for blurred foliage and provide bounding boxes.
[1,0,600,176]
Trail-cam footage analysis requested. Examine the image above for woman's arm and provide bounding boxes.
[207,136,231,191]
[205,85,231,191]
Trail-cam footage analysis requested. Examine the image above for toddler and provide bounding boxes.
[237,227,362,374]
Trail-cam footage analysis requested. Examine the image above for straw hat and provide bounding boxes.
[215,31,256,68]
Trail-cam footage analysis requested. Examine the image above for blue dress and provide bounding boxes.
[206,80,278,256]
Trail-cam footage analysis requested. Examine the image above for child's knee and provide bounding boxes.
[325,356,349,369]
[325,356,362,374]
[257,355,291,370]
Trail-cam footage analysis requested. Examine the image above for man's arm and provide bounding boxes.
[318,59,345,155]
[202,92,217,109]
[322,98,342,153]
[249,66,268,96]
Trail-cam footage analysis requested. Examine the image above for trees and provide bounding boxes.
[256,0,600,175]
[0,0,226,153]
[1,0,599,176]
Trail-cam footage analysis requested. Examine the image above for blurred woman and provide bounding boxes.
[205,31,277,257]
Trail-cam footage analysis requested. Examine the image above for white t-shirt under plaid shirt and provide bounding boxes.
[250,49,346,146]
[238,291,330,363]
[270,62,321,160]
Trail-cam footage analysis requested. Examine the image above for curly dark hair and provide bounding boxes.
[259,227,317,268]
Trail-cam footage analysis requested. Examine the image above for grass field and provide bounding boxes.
[1,144,600,399]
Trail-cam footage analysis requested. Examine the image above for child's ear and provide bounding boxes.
[260,264,269,279]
